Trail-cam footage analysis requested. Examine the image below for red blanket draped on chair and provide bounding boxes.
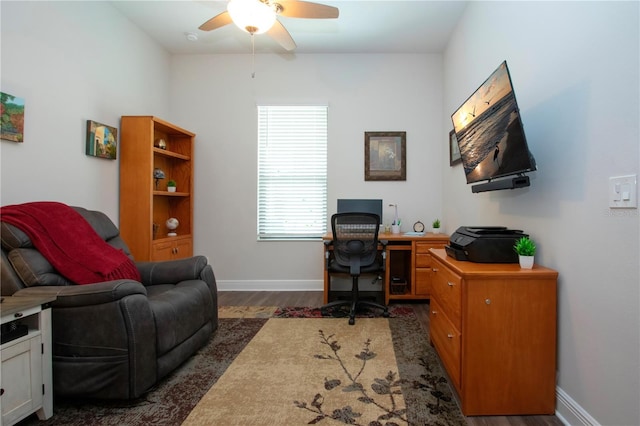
[0,201,140,285]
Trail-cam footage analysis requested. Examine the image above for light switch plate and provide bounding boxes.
[609,174,637,208]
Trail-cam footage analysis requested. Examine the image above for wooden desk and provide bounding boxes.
[322,232,449,304]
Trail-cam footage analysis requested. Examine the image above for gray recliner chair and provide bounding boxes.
[1,206,218,399]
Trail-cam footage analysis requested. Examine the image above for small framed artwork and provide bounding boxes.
[86,120,117,160]
[449,129,461,166]
[365,131,406,181]
[1,92,25,143]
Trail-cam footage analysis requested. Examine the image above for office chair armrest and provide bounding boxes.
[379,240,388,271]
[324,240,333,269]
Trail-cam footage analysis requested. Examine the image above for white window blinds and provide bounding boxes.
[257,105,328,240]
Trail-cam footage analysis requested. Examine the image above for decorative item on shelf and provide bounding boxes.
[166,217,179,237]
[513,236,536,269]
[153,168,165,190]
[167,179,177,192]
[432,219,441,234]
[154,138,166,149]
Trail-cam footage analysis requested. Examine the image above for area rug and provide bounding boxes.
[20,307,465,426]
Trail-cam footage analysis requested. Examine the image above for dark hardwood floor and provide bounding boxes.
[218,290,564,426]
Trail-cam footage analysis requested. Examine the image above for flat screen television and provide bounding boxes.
[337,199,383,221]
[451,61,536,191]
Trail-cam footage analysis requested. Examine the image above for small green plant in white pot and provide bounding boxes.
[432,219,441,234]
[167,179,177,192]
[513,236,536,269]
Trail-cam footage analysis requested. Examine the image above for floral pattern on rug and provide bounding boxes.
[295,330,409,425]
[21,308,466,426]
[274,305,414,319]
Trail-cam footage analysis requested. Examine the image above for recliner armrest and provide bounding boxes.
[136,256,209,286]
[12,280,146,308]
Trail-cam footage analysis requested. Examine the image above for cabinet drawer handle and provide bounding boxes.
[431,310,437,315]
[447,281,455,287]
[447,333,454,339]
[432,268,439,272]
[14,312,23,318]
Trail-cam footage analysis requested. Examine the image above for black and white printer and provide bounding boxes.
[445,226,527,263]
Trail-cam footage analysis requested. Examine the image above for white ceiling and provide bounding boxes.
[110,0,468,54]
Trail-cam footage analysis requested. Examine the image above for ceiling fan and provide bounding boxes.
[199,0,339,51]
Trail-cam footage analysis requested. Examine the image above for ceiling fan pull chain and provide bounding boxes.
[251,34,256,78]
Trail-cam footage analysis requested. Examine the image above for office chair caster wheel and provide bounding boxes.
[382,311,390,318]
[349,317,355,325]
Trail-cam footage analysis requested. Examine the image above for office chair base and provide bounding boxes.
[320,298,389,325]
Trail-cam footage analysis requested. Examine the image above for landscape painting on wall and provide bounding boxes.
[86,120,117,159]
[1,92,25,143]
[364,131,407,181]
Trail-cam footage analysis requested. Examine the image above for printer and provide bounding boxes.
[445,226,527,263]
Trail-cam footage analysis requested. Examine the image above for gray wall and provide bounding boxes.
[442,2,639,425]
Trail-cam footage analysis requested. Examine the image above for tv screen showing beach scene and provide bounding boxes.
[451,61,536,184]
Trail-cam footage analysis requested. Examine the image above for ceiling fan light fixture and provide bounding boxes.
[227,0,276,35]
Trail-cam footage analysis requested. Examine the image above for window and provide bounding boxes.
[257,105,328,240]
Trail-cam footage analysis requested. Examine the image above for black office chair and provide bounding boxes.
[321,212,389,325]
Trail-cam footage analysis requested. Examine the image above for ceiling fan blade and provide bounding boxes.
[199,11,233,31]
[267,20,296,51]
[276,1,339,19]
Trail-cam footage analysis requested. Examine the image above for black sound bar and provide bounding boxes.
[471,175,530,193]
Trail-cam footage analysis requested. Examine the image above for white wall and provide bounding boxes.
[442,2,639,425]
[169,53,444,286]
[0,1,171,220]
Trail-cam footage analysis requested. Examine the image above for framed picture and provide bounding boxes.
[449,130,461,166]
[1,92,25,143]
[86,120,117,160]
[365,131,406,181]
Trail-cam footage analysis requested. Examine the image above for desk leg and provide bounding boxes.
[323,267,330,304]
[384,251,391,305]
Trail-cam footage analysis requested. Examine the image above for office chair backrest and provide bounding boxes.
[331,212,380,272]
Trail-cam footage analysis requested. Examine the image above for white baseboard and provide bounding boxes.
[556,386,600,426]
[217,279,324,292]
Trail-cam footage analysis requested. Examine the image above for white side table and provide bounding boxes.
[1,296,56,426]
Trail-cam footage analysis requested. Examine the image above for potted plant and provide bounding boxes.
[167,179,177,192]
[432,219,441,234]
[513,236,536,269]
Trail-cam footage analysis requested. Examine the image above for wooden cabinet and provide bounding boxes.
[1,296,55,426]
[119,116,194,261]
[413,240,448,297]
[429,249,558,416]
[385,235,449,304]
[152,236,193,261]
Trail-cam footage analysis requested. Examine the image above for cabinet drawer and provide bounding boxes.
[415,243,432,254]
[430,299,461,391]
[431,265,462,328]
[415,268,432,295]
[415,253,432,268]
